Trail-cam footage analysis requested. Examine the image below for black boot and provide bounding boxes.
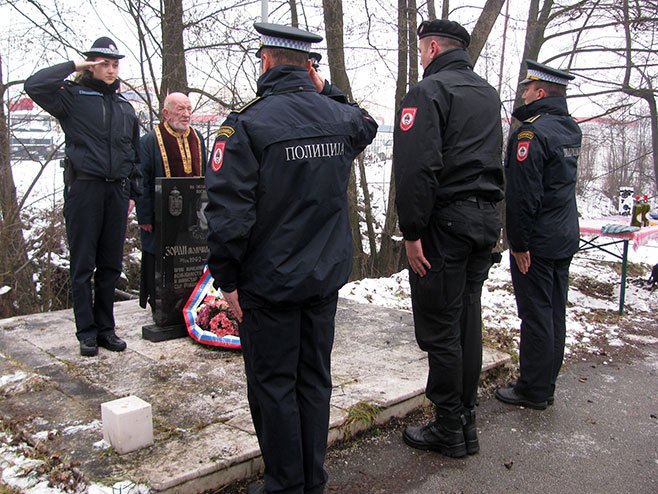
[462,409,479,455]
[403,412,467,458]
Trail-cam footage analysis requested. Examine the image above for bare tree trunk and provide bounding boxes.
[513,0,554,111]
[428,0,436,20]
[497,0,510,94]
[442,0,449,19]
[289,0,299,27]
[375,0,408,277]
[621,0,658,193]
[468,0,506,64]
[160,0,188,100]
[357,154,377,268]
[322,0,365,279]
[0,58,39,316]
[408,0,418,86]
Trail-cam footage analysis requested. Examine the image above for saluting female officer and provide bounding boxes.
[25,37,141,357]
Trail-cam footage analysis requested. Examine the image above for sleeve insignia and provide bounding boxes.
[233,97,262,114]
[517,131,535,140]
[211,141,226,172]
[516,141,530,162]
[216,126,235,139]
[399,107,418,131]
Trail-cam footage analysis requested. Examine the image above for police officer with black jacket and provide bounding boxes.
[25,37,141,357]
[393,19,504,458]
[495,60,581,410]
[205,23,377,494]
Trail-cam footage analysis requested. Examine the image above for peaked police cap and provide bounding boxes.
[83,37,125,59]
[254,23,322,57]
[521,60,575,86]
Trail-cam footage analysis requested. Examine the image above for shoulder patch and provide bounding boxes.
[524,113,542,123]
[517,130,535,140]
[516,141,530,162]
[216,126,235,139]
[233,97,262,114]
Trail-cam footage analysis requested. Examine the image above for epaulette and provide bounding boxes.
[232,96,262,114]
[524,113,543,123]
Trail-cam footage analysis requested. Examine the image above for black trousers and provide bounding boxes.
[63,179,129,341]
[409,201,500,417]
[240,295,337,494]
[511,253,571,401]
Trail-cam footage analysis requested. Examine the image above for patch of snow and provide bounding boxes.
[62,420,101,435]
[0,370,29,387]
[0,286,11,295]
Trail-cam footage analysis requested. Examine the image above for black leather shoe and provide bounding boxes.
[402,419,467,458]
[495,387,547,410]
[80,338,98,357]
[507,381,554,405]
[245,483,265,494]
[462,409,479,455]
[97,334,127,352]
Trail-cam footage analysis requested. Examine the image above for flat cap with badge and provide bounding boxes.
[417,19,470,47]
[254,22,323,58]
[521,60,575,86]
[83,36,125,59]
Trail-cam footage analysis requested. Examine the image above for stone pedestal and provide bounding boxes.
[101,396,153,454]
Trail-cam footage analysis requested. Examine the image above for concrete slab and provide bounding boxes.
[0,297,511,493]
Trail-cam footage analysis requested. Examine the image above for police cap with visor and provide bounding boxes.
[521,60,575,86]
[83,36,125,59]
[254,23,323,58]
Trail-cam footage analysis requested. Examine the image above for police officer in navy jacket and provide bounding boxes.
[204,23,377,494]
[25,37,141,357]
[495,60,581,410]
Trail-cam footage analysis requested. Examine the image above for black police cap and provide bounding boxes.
[254,23,322,57]
[82,37,125,59]
[521,60,575,86]
[417,19,470,47]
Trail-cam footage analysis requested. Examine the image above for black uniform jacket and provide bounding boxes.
[205,65,378,308]
[24,61,141,197]
[505,96,582,259]
[393,49,504,241]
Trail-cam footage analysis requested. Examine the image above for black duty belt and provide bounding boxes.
[452,196,496,209]
[76,171,125,183]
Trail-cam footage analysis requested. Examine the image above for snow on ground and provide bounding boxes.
[340,242,658,360]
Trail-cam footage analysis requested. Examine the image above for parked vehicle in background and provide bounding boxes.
[9,108,64,161]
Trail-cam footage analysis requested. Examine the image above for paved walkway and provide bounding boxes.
[0,298,510,493]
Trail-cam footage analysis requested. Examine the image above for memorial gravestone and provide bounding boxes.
[142,177,209,342]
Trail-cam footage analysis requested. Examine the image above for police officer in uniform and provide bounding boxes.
[393,19,504,458]
[25,37,141,357]
[204,23,377,494]
[495,60,581,410]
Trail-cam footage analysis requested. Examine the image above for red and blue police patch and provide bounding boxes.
[211,141,225,172]
[399,107,417,132]
[516,141,530,162]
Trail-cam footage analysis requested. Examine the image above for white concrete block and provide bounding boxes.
[101,396,153,454]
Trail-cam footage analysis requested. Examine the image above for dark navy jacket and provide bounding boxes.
[505,96,582,259]
[24,61,141,197]
[393,49,504,241]
[205,65,377,308]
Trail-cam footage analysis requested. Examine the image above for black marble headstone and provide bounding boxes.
[142,177,208,342]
